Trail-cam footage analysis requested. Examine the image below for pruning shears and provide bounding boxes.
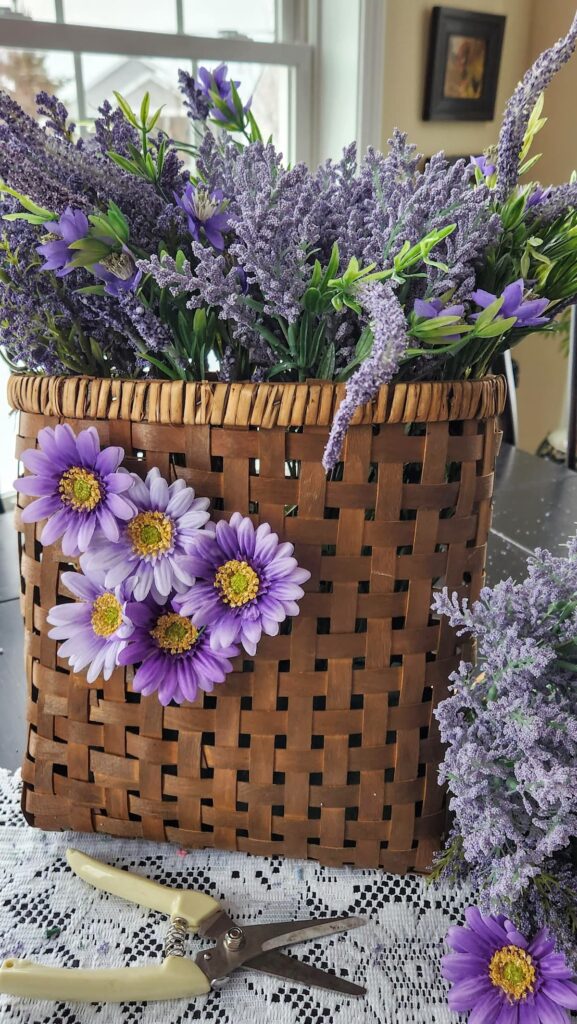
[0,850,366,1002]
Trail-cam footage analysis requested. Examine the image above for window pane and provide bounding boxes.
[77,54,191,141]
[0,47,75,116]
[183,0,276,41]
[62,0,178,33]
[2,1,57,21]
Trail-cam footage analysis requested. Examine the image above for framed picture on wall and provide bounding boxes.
[423,6,506,121]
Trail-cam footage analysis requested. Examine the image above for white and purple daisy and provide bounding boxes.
[82,467,211,602]
[442,907,577,1023]
[14,424,135,556]
[118,594,238,706]
[47,565,134,683]
[175,512,311,655]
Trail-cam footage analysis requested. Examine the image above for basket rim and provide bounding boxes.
[7,373,507,428]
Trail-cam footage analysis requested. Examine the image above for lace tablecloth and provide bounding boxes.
[0,768,468,1024]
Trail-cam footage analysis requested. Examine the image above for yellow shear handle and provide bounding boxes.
[0,956,211,1002]
[66,849,220,930]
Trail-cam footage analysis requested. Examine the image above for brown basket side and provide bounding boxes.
[12,376,504,871]
[8,374,507,427]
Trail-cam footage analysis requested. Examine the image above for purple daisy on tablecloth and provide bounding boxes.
[82,467,211,602]
[36,207,89,277]
[47,565,134,683]
[118,594,238,705]
[174,183,230,250]
[175,512,311,655]
[14,424,135,556]
[442,906,577,1023]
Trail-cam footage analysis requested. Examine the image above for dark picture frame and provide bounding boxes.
[423,6,506,121]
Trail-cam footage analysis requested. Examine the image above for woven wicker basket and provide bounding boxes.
[9,373,505,872]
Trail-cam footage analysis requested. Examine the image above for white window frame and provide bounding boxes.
[0,8,314,164]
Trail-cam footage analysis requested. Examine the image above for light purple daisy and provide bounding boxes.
[14,424,136,556]
[175,512,311,655]
[82,467,211,602]
[442,906,577,1023]
[47,565,134,684]
[117,594,238,706]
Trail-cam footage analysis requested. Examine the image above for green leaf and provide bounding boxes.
[0,184,55,220]
[2,212,47,224]
[303,286,322,313]
[114,91,139,128]
[474,295,505,330]
[139,92,150,128]
[147,106,164,132]
[474,315,518,338]
[107,151,142,176]
[75,285,106,296]
[317,342,335,379]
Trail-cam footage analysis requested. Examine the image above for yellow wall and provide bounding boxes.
[514,0,577,453]
[381,0,577,454]
[381,0,534,157]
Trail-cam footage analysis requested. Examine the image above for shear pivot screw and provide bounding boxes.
[224,927,245,951]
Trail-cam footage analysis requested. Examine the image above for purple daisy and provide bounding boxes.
[174,183,230,250]
[93,247,143,296]
[413,297,465,320]
[36,207,89,277]
[470,154,496,178]
[443,907,577,1023]
[197,63,251,122]
[14,424,135,556]
[47,564,134,683]
[117,594,238,706]
[175,513,311,655]
[82,467,211,602]
[470,279,550,328]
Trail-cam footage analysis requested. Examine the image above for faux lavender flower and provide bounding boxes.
[36,207,89,277]
[432,538,577,957]
[322,282,408,471]
[443,907,577,1023]
[82,468,211,602]
[174,183,230,250]
[14,424,135,556]
[118,594,238,706]
[47,566,133,683]
[496,12,577,198]
[471,279,550,328]
[178,68,210,123]
[175,513,311,655]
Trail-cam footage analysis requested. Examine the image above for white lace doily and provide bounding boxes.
[0,768,469,1023]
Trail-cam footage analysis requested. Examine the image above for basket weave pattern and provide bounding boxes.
[9,374,505,871]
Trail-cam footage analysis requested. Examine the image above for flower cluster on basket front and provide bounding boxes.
[15,424,310,705]
[3,16,577,467]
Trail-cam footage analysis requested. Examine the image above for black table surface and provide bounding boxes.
[0,444,576,772]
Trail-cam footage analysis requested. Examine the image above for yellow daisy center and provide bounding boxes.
[59,467,102,511]
[150,612,199,654]
[127,511,173,556]
[91,593,123,637]
[214,559,260,607]
[489,945,536,1002]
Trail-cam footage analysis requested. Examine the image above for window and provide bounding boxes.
[0,0,312,163]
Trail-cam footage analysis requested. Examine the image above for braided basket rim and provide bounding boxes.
[7,374,507,428]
